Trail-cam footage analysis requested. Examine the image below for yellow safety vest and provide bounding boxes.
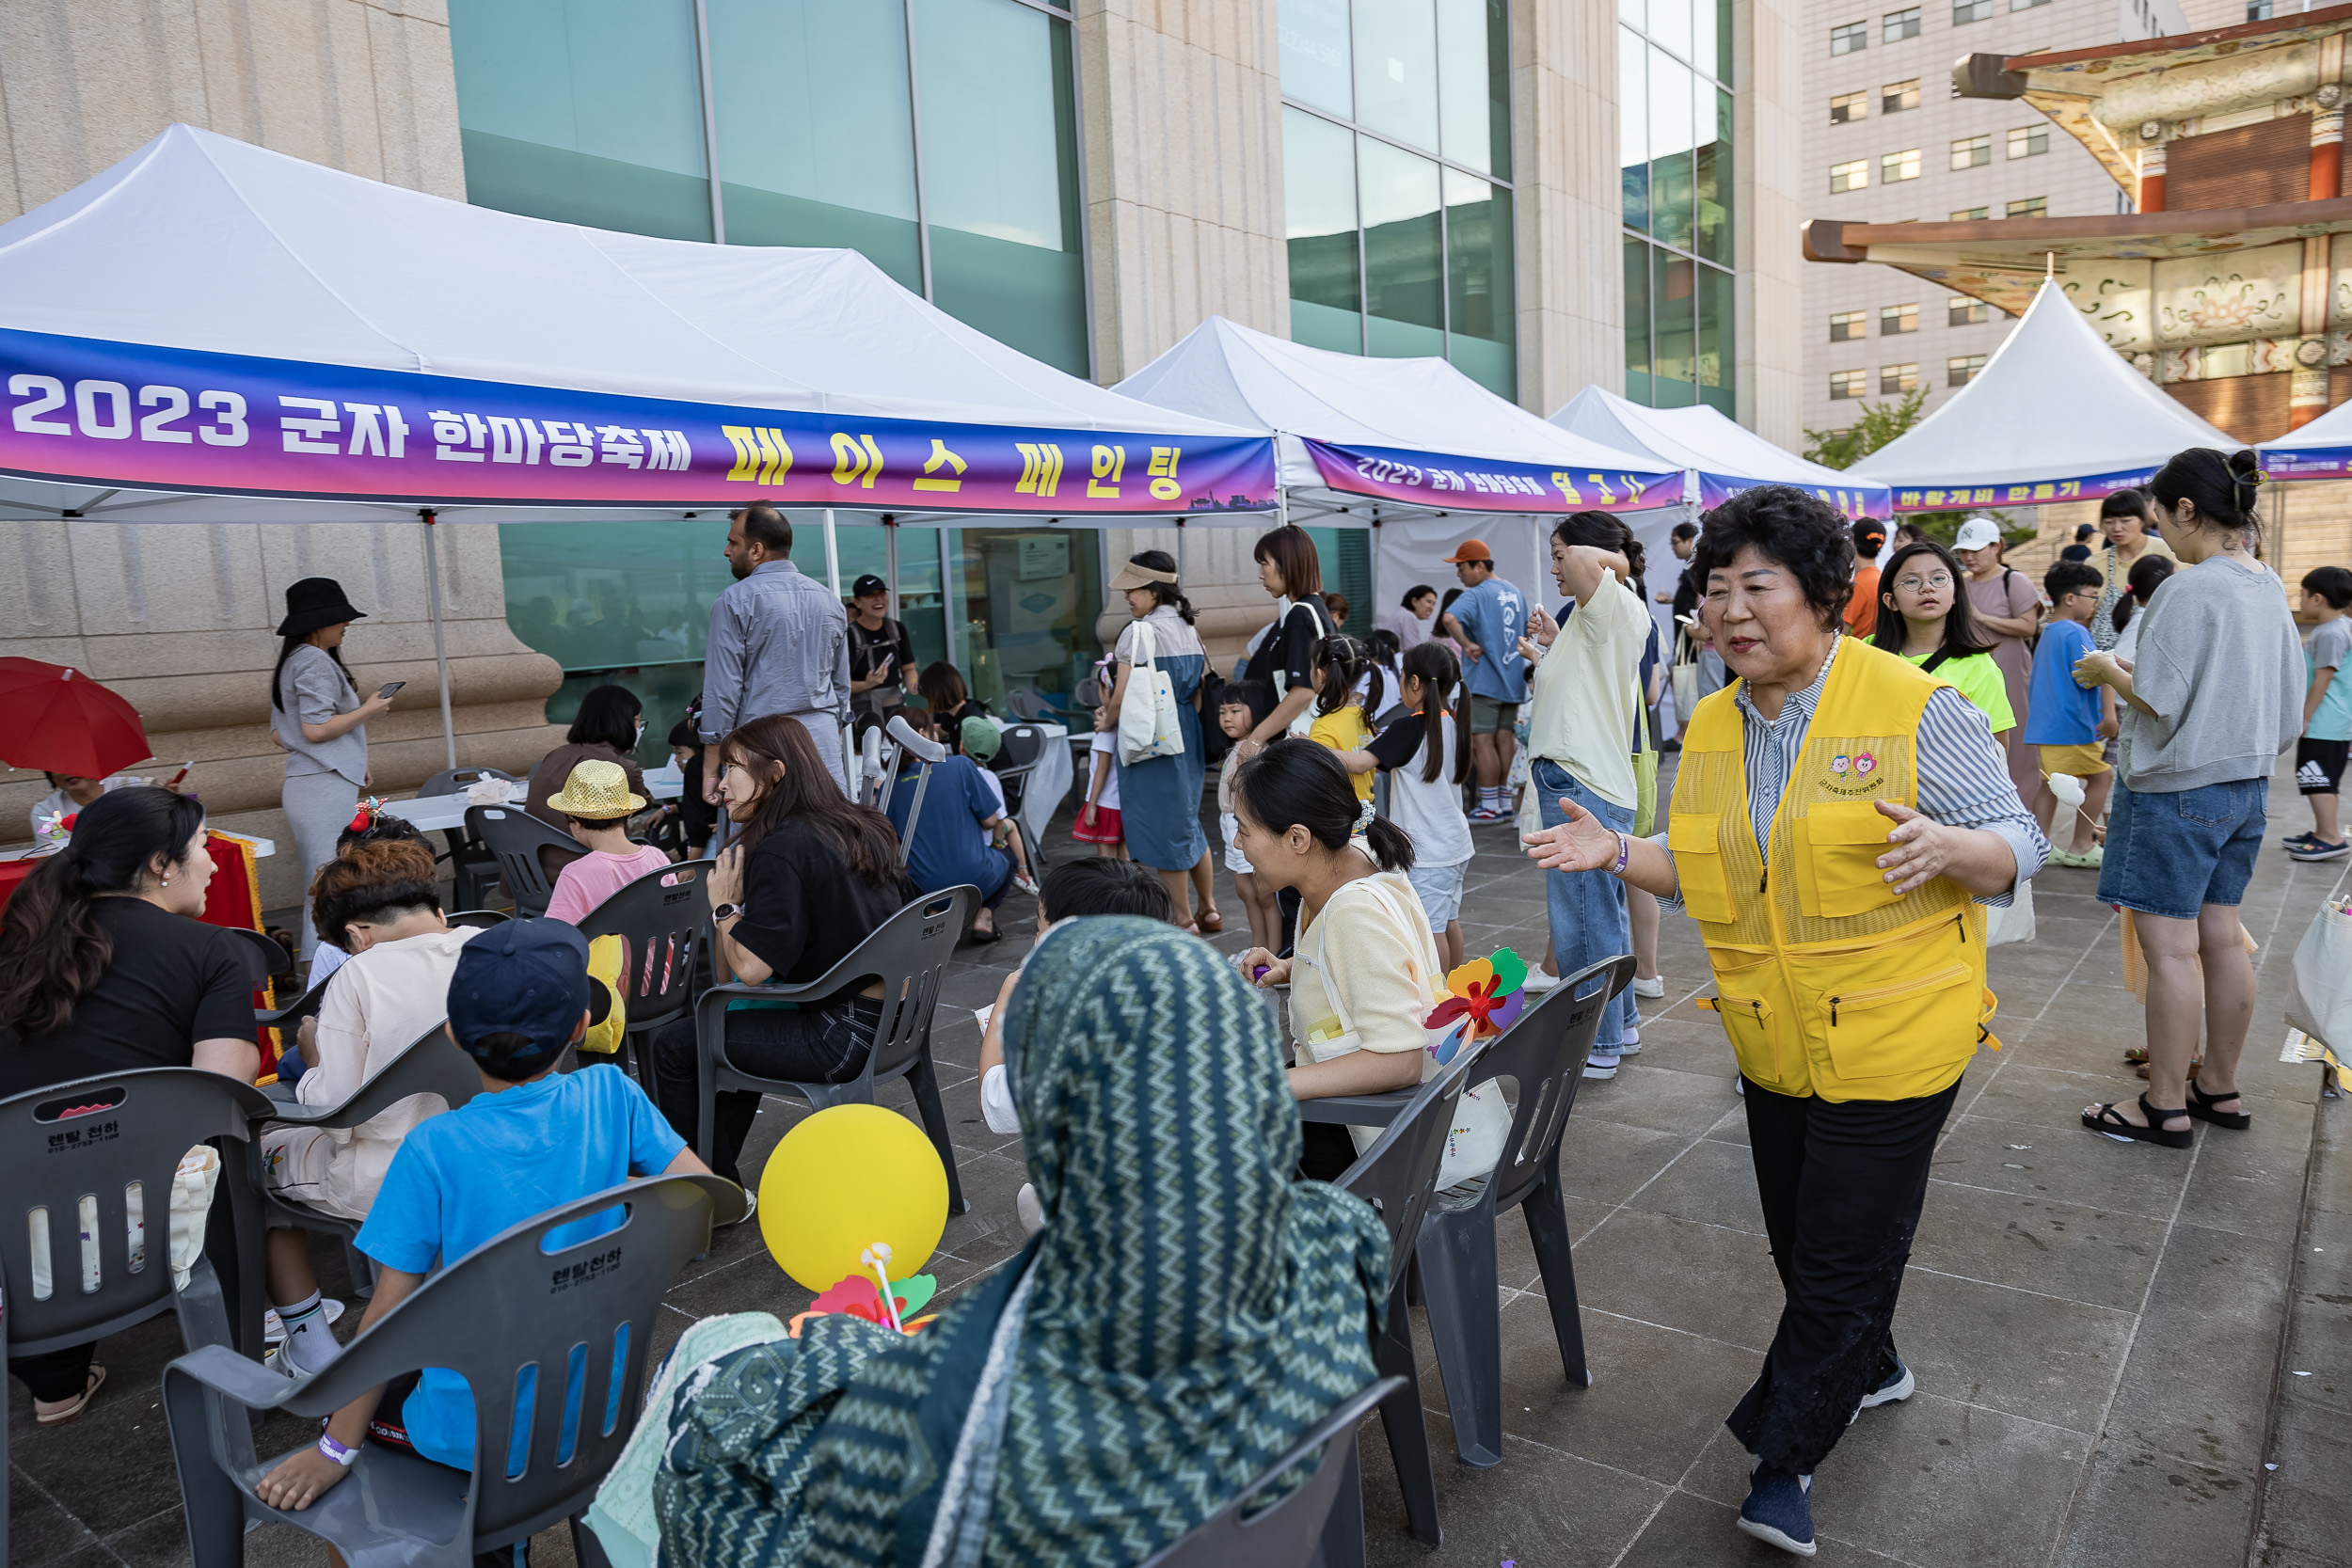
[1673,638,1998,1101]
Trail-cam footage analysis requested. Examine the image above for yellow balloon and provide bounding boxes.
[757,1103,949,1291]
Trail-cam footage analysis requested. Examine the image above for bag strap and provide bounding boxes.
[1920,648,1954,673]
[1632,681,1653,757]
[1299,874,1428,1042]
[1125,617,1159,671]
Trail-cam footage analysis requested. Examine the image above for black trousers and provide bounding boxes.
[652,996,884,1184]
[1726,1075,1960,1474]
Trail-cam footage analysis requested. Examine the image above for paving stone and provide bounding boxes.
[1568,1209,1787,1354]
[1930,1111,2193,1222]
[1886,1265,2133,1436]
[1907,1180,2171,1314]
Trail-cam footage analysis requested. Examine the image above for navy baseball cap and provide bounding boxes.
[851,573,888,598]
[446,918,596,1075]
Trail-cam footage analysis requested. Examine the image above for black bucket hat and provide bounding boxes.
[277,577,367,638]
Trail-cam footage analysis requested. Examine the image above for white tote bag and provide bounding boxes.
[2287,895,2352,1052]
[1116,620,1186,766]
[1984,877,2036,948]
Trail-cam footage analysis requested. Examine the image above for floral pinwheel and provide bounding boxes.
[1422,948,1530,1064]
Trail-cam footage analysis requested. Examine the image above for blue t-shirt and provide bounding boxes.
[355,1064,686,1472]
[1450,578,1529,703]
[2022,617,2101,745]
[2306,618,2352,742]
[887,755,1011,899]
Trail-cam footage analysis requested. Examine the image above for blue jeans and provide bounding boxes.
[1534,760,1638,1052]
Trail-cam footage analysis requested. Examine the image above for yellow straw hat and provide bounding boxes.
[545,758,646,819]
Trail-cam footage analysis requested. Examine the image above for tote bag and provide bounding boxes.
[1271,599,1335,737]
[1117,620,1186,765]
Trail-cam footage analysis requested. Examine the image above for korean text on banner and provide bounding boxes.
[1886,464,2155,515]
[1695,471,1894,521]
[1301,438,1683,515]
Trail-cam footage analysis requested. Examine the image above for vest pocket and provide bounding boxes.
[1668,814,1735,925]
[1808,958,1978,1083]
[1700,957,1804,1086]
[1794,800,1901,920]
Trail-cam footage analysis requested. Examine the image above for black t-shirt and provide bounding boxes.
[848,616,915,713]
[1243,596,1335,693]
[1366,711,1431,772]
[1671,563,1700,624]
[732,820,918,1003]
[0,898,254,1098]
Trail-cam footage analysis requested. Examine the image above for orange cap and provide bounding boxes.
[1442,539,1494,563]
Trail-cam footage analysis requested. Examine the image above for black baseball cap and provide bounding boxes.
[446,919,604,1077]
[851,574,888,598]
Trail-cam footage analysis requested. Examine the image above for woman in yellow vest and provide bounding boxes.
[1524,486,2049,1559]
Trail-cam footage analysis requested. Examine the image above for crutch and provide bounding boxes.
[886,713,947,861]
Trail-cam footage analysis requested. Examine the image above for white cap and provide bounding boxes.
[1952,516,2002,551]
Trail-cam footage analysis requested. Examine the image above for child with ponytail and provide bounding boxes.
[1235,739,1506,1186]
[1331,641,1474,968]
[1306,634,1385,803]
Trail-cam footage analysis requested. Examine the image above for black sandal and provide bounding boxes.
[2082,1094,2193,1149]
[2185,1080,2251,1131]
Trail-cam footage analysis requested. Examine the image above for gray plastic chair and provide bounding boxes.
[467,804,582,917]
[692,885,974,1212]
[1136,1376,1408,1568]
[254,1022,485,1297]
[0,1067,275,1568]
[444,909,512,930]
[418,767,514,909]
[1297,1029,1496,1555]
[164,1172,740,1568]
[219,926,291,991]
[1412,954,1633,1467]
[573,859,714,1090]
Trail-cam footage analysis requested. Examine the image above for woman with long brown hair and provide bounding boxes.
[649,714,915,1182]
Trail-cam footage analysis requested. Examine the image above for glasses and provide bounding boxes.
[1894,571,1954,593]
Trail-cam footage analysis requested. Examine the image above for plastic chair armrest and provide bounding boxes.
[262,1034,467,1131]
[1296,1091,1413,1126]
[167,1343,305,1414]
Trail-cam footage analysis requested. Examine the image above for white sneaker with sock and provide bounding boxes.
[273,1292,344,1375]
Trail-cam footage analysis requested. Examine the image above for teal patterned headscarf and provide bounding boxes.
[655,917,1389,1567]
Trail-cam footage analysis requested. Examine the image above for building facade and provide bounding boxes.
[1,0,1802,900]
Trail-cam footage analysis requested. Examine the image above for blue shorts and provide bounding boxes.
[1405,860,1468,930]
[2096,777,2266,920]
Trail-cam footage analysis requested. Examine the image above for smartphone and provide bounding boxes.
[376,681,406,700]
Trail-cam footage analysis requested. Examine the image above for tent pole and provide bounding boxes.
[938,527,960,667]
[883,513,900,618]
[421,509,456,771]
[823,507,841,597]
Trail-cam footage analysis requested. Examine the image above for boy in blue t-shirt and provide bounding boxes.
[1437,538,1529,821]
[2290,566,2352,861]
[254,920,722,1515]
[2023,562,2117,869]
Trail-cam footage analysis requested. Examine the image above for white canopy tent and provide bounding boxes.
[0,124,1278,764]
[1549,386,1893,520]
[2262,387,2352,481]
[1849,278,2233,509]
[1114,316,1680,608]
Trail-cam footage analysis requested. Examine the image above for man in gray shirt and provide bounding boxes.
[699,502,852,798]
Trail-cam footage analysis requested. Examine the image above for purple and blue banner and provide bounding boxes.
[0,327,1279,516]
[1695,471,1893,522]
[1883,466,2155,515]
[1302,438,1682,515]
[2257,446,2352,481]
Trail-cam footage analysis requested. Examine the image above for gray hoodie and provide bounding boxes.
[2120,554,2301,792]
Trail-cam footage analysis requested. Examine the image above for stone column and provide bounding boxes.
[1508,0,1628,416]
[2294,233,2334,431]
[1731,0,1804,449]
[2312,86,2344,202]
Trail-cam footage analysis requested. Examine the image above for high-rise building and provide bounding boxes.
[1800,0,2241,446]
[0,1,1804,892]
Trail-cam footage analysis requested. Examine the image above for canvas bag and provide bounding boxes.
[1983,877,2036,948]
[1116,619,1186,765]
[1631,689,1660,838]
[2287,895,2352,1051]
[1295,876,1511,1189]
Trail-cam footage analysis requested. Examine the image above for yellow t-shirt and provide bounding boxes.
[1309,705,1376,800]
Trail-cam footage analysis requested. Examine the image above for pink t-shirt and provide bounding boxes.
[546,845,674,925]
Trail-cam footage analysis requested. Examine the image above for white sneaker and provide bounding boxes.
[1524,966,1561,992]
[1632,975,1665,999]
[1582,1053,1621,1080]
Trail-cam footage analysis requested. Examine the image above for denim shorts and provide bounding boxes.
[2097,777,2266,920]
[1406,859,1468,930]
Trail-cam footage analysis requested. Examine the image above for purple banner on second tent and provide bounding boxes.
[1302,438,1683,514]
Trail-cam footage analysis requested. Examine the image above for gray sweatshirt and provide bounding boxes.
[2120,554,2301,792]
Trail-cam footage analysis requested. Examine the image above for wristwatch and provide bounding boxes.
[712,902,742,923]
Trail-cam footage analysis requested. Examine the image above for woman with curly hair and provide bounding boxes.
[1523,483,2049,1556]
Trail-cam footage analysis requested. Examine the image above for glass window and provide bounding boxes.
[1831,158,1868,193]
[707,0,921,289]
[1445,168,1517,395]
[1694,262,1731,415]
[1652,253,1696,405]
[1883,7,1921,39]
[2012,0,2050,8]
[1279,0,1354,117]
[1353,0,1441,150]
[1625,239,1654,404]
[1359,138,1445,358]
[1950,204,1988,220]
[1880,362,1917,393]
[1283,108,1364,353]
[1649,48,1696,251]
[1951,134,1990,170]
[1704,0,1732,83]
[1883,77,1920,112]
[1948,354,1986,385]
[1830,310,1867,341]
[1882,302,1917,334]
[1438,0,1512,177]
[2007,195,2047,216]
[1694,87,1731,263]
[1830,368,1867,399]
[912,0,1087,375]
[2249,0,2274,18]
[1832,20,1867,52]
[1882,148,1921,182]
[1949,295,1991,325]
[2009,123,2048,158]
[1953,0,1992,20]
[449,0,713,241]
[1620,27,1650,232]
[1831,90,1867,123]
[1649,0,1693,64]
[948,527,1102,719]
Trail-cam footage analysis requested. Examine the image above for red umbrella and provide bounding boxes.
[0,658,152,780]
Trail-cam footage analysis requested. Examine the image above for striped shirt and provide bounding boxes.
[1651,638,2048,911]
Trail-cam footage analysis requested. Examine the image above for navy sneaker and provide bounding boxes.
[1740,1476,1806,1560]
[1859,1357,1915,1409]
[1739,1465,1817,1557]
